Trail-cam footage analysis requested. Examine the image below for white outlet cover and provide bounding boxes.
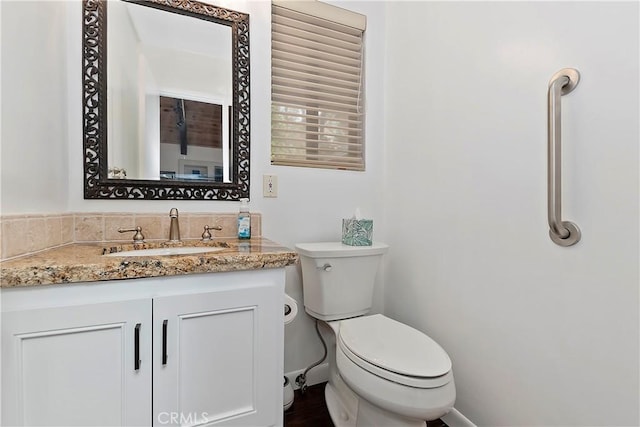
[263,175,278,198]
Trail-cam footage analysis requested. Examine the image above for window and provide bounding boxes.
[271,1,366,171]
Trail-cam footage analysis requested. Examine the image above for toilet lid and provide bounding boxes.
[338,314,451,378]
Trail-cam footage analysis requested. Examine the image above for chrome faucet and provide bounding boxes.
[169,208,181,242]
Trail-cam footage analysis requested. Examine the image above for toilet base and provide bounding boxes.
[325,376,427,427]
[325,382,356,427]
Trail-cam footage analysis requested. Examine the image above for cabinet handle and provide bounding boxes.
[134,323,141,371]
[162,319,168,365]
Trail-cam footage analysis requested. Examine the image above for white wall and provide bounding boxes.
[141,90,160,180]
[0,1,69,214]
[383,2,639,426]
[142,46,231,100]
[107,0,141,177]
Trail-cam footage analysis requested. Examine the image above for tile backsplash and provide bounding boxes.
[0,212,261,261]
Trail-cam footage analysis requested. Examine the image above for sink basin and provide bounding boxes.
[105,246,227,257]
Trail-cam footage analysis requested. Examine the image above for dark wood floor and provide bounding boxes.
[284,382,333,427]
[284,382,447,427]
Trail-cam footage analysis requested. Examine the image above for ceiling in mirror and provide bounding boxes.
[82,0,250,200]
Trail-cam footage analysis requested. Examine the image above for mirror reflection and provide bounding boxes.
[82,0,250,200]
[106,0,232,182]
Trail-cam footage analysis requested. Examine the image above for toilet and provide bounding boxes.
[295,242,455,427]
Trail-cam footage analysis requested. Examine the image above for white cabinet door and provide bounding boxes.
[153,283,282,427]
[2,299,152,426]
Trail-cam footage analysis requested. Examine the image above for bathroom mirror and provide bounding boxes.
[82,0,250,200]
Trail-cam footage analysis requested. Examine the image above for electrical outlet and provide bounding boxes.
[263,175,278,198]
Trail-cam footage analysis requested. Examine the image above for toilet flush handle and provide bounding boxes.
[317,263,332,272]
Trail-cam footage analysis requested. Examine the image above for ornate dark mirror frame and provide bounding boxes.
[82,0,249,200]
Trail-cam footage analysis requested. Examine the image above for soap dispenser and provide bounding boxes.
[238,198,251,239]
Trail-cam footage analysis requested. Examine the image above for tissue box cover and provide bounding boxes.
[342,219,373,246]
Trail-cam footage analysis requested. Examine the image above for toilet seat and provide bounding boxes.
[338,314,452,388]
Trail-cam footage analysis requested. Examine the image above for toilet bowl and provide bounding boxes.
[334,315,455,422]
[314,316,455,427]
[296,242,456,426]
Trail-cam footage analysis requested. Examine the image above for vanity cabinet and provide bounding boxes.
[1,269,285,427]
[153,284,281,426]
[2,298,152,426]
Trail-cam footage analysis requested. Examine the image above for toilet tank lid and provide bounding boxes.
[295,242,388,258]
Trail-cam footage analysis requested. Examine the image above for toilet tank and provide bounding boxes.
[295,242,388,321]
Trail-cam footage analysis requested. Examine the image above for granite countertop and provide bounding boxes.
[0,238,298,288]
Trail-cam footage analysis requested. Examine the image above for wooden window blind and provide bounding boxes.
[271,1,366,171]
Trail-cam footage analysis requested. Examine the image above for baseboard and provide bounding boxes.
[442,408,476,427]
[285,363,329,390]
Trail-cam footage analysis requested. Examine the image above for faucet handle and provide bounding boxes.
[118,226,145,243]
[202,225,223,241]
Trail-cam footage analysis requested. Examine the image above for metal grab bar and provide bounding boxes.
[547,68,581,246]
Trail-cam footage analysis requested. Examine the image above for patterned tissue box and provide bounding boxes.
[342,219,373,246]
